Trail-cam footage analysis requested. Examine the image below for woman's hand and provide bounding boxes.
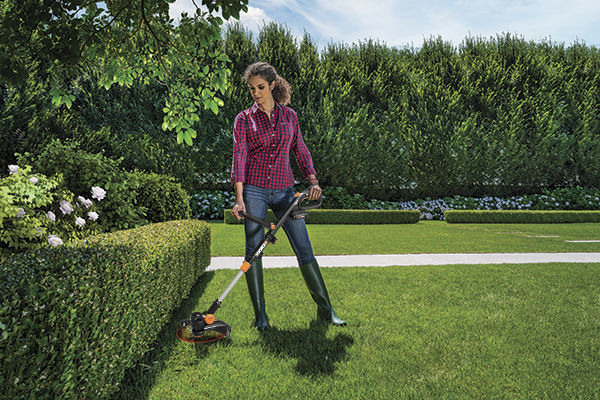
[231,198,246,220]
[308,175,322,201]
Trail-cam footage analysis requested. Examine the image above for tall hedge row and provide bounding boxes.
[220,26,600,200]
[2,23,599,200]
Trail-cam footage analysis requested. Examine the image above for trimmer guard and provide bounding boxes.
[181,319,231,338]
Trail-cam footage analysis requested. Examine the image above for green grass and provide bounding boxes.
[117,262,600,400]
[210,221,600,256]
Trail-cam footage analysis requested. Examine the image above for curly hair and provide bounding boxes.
[243,62,292,106]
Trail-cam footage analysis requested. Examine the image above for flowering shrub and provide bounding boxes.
[191,190,236,220]
[17,140,145,232]
[0,164,105,262]
[191,186,600,221]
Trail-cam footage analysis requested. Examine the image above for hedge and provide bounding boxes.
[444,210,600,223]
[0,219,210,399]
[224,209,421,224]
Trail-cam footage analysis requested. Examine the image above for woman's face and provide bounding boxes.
[247,75,275,106]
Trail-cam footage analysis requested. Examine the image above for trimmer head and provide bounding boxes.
[178,311,231,343]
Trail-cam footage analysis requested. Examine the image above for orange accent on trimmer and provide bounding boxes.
[294,192,300,197]
[204,314,215,324]
[241,261,251,272]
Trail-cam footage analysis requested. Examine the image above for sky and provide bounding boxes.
[170,0,600,50]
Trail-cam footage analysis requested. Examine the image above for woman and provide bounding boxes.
[231,61,346,329]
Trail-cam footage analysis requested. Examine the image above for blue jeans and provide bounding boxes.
[243,184,316,265]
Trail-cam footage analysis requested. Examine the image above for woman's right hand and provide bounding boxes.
[231,198,246,220]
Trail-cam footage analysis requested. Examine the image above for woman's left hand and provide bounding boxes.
[308,184,322,201]
[308,175,322,200]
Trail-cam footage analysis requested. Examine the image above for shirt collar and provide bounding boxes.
[250,101,281,115]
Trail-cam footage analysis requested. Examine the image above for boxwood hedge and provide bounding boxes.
[224,209,421,224]
[444,210,600,223]
[0,219,210,399]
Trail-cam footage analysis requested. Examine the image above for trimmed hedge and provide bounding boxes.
[0,219,210,399]
[444,210,600,223]
[224,209,421,224]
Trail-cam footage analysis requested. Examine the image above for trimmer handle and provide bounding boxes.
[295,185,324,211]
[239,211,271,228]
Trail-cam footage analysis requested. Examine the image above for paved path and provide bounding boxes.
[207,252,600,270]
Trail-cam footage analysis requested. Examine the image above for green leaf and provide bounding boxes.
[210,101,219,115]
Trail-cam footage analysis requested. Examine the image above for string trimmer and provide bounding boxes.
[177,186,323,343]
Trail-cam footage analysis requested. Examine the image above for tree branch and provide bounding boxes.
[140,0,170,80]
[78,0,135,59]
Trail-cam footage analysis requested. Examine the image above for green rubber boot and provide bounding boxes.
[245,258,269,330]
[299,260,347,326]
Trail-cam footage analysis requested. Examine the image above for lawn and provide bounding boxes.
[115,221,600,399]
[210,221,600,256]
[117,262,600,400]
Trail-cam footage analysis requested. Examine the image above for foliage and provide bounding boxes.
[321,186,368,209]
[0,219,211,399]
[129,169,191,223]
[18,139,147,231]
[0,0,248,144]
[221,27,600,199]
[445,210,600,223]
[0,165,103,263]
[2,22,600,198]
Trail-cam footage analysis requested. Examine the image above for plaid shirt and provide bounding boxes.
[231,102,316,188]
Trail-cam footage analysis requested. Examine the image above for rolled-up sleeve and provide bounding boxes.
[231,112,248,184]
[290,111,317,178]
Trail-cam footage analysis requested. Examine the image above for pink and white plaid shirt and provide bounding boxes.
[231,102,316,188]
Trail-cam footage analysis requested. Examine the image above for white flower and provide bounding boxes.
[16,208,25,217]
[87,211,99,221]
[59,200,74,215]
[91,186,106,201]
[46,211,56,222]
[29,177,39,184]
[8,165,18,175]
[75,217,86,227]
[48,235,63,247]
[77,196,93,208]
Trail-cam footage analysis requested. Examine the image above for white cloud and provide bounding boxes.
[169,0,198,20]
[171,0,600,48]
[238,6,273,32]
